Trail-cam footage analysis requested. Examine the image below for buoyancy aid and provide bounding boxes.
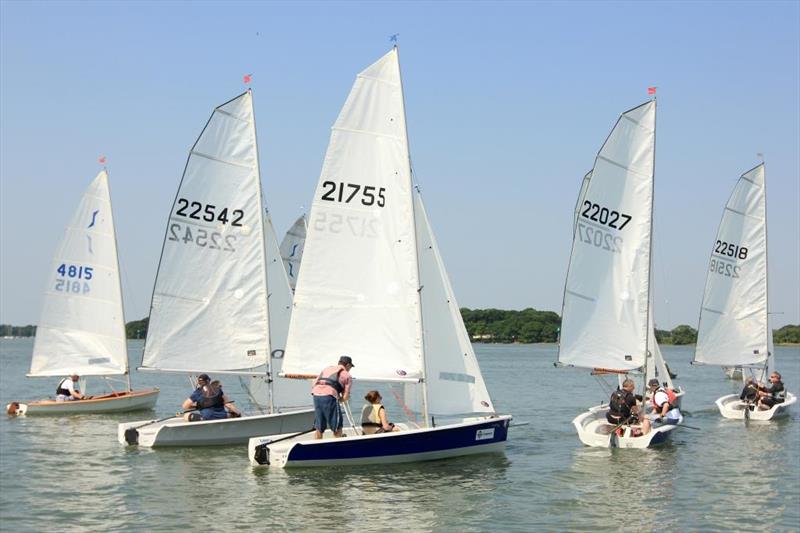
[770,381,786,402]
[361,404,383,427]
[56,378,77,397]
[608,390,631,418]
[650,387,678,410]
[195,387,225,410]
[315,367,344,394]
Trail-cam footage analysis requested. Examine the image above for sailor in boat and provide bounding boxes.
[56,374,85,401]
[311,356,354,439]
[360,390,399,435]
[182,374,241,421]
[740,377,760,405]
[606,379,651,436]
[756,372,786,411]
[647,379,681,425]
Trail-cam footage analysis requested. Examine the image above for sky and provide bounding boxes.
[1,0,798,330]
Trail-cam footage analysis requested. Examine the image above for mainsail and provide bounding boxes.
[558,101,656,371]
[694,164,769,367]
[280,215,307,291]
[282,48,424,382]
[30,171,128,377]
[141,91,270,374]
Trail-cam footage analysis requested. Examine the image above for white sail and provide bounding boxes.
[694,164,768,367]
[282,48,424,382]
[243,213,310,409]
[141,91,270,373]
[558,101,656,371]
[413,189,494,415]
[30,171,128,377]
[280,215,307,291]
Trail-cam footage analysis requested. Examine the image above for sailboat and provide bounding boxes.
[557,99,681,448]
[248,47,511,468]
[280,214,307,292]
[692,163,796,420]
[117,91,314,446]
[6,171,159,415]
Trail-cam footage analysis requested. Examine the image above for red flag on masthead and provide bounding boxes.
[243,73,252,84]
[647,86,657,95]
[98,156,107,164]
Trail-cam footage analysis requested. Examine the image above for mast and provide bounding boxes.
[249,88,275,414]
[105,169,132,391]
[642,97,657,392]
[761,161,770,382]
[395,45,430,427]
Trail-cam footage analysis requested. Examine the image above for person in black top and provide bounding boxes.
[739,377,759,403]
[606,379,650,435]
[757,372,786,410]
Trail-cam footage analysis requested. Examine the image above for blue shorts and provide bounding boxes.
[313,395,342,433]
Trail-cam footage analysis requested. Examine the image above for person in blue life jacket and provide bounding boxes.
[181,374,241,421]
[55,374,85,401]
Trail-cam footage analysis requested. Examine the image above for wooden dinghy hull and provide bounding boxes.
[118,407,315,447]
[6,388,159,416]
[715,392,796,421]
[249,415,512,468]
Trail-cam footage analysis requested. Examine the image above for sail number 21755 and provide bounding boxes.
[320,181,386,207]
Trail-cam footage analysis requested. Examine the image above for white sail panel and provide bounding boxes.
[694,164,768,367]
[142,91,270,372]
[30,171,128,376]
[280,215,307,291]
[414,190,494,415]
[282,49,424,382]
[558,101,656,371]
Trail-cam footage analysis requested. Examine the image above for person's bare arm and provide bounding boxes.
[379,407,393,431]
[182,398,195,410]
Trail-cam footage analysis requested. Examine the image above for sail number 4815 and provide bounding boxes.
[320,181,386,207]
[54,264,91,294]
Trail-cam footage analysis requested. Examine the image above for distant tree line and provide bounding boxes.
[2,317,799,344]
[461,308,561,343]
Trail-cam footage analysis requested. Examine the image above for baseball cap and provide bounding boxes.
[648,378,660,388]
[338,355,355,367]
[197,373,211,382]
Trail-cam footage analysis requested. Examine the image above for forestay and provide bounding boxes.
[30,171,128,377]
[282,48,424,382]
[142,91,270,373]
[280,215,307,291]
[694,164,768,367]
[413,189,495,416]
[558,101,656,371]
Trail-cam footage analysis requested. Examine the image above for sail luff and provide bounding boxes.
[105,169,131,381]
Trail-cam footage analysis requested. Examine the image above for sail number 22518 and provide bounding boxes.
[320,181,386,207]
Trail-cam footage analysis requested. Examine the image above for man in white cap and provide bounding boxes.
[311,356,354,439]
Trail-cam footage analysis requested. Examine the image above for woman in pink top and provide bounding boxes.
[311,356,354,438]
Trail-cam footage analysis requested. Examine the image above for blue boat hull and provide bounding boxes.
[254,416,511,468]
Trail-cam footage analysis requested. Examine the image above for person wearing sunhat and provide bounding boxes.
[55,374,84,401]
[311,356,354,439]
[648,378,681,424]
[181,373,241,421]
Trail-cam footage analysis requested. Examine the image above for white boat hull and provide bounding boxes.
[715,392,796,420]
[249,416,512,468]
[118,408,315,447]
[572,405,679,449]
[6,388,159,416]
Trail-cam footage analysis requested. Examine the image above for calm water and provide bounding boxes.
[1,339,798,531]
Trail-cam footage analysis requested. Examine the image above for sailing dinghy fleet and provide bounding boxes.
[6,47,794,465]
